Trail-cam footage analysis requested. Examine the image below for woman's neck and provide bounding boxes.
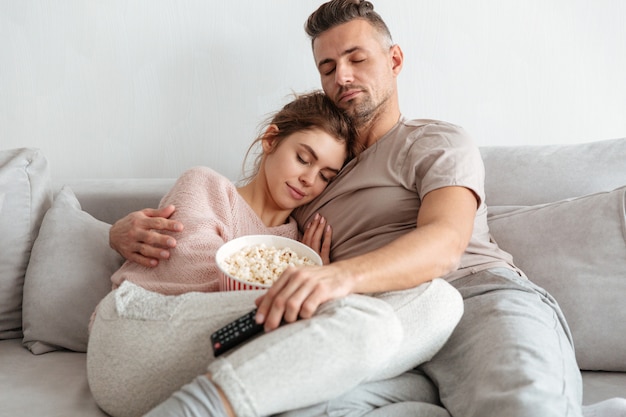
[237,181,291,228]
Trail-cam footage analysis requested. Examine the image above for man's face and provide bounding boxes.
[312,19,397,124]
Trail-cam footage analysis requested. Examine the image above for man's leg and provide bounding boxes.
[275,369,449,417]
[207,278,463,417]
[420,268,583,417]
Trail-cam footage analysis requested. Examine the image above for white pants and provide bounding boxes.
[87,278,462,417]
[280,268,586,417]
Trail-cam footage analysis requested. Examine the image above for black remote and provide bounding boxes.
[211,309,264,357]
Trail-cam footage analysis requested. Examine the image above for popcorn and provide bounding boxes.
[222,243,315,286]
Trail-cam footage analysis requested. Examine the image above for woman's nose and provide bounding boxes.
[300,169,315,186]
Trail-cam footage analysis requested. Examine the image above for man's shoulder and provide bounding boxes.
[397,118,472,147]
[401,118,464,133]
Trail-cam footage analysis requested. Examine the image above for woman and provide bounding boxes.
[88,90,358,416]
[105,90,357,297]
[87,91,463,417]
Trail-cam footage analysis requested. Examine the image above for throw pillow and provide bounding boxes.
[22,186,124,354]
[488,186,626,372]
[0,148,52,339]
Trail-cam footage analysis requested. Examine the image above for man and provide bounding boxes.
[110,1,624,416]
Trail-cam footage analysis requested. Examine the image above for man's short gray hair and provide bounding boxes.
[305,0,393,48]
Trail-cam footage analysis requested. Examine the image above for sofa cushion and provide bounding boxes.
[0,148,52,339]
[59,179,175,225]
[22,186,123,354]
[488,186,626,371]
[481,137,626,207]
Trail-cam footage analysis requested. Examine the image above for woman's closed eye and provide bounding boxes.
[297,153,310,165]
[297,154,333,183]
[319,172,331,183]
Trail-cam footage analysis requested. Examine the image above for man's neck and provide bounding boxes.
[357,108,401,148]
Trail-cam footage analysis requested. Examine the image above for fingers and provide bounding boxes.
[254,274,287,329]
[254,266,332,331]
[126,250,162,268]
[137,238,173,262]
[134,227,177,251]
[109,206,183,266]
[319,225,332,265]
[125,241,174,267]
[302,213,331,263]
[301,213,321,251]
[150,204,177,219]
[142,205,184,233]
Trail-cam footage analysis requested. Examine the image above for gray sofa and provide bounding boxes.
[1,139,625,417]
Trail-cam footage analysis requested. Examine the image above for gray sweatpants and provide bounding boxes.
[280,267,583,417]
[87,278,463,417]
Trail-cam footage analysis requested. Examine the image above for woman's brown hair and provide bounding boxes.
[241,90,359,183]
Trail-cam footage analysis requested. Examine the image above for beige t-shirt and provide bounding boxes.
[293,117,515,281]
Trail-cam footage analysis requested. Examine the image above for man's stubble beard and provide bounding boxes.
[345,90,392,131]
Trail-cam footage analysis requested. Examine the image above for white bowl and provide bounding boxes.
[215,235,323,291]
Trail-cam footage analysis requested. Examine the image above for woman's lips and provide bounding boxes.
[287,184,305,200]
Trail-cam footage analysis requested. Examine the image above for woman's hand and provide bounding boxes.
[300,213,332,265]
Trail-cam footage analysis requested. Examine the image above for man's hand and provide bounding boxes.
[253,263,355,331]
[300,213,332,265]
[109,205,184,267]
[255,213,348,331]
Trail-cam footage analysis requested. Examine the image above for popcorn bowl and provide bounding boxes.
[215,235,323,291]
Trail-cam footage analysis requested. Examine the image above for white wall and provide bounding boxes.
[2,1,625,181]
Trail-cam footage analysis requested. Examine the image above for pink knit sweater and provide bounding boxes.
[110,167,298,295]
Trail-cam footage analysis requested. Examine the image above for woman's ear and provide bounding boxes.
[262,124,280,153]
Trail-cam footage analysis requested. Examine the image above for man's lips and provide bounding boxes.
[338,89,361,103]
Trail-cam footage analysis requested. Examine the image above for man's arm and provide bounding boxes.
[255,186,478,330]
[109,205,184,267]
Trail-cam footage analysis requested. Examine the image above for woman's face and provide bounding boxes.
[262,127,347,211]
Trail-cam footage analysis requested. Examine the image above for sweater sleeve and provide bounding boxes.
[111,167,239,295]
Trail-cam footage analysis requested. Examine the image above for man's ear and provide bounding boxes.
[262,124,280,153]
[390,44,404,75]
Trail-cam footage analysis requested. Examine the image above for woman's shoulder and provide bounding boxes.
[175,166,235,190]
[161,166,238,209]
[179,166,228,180]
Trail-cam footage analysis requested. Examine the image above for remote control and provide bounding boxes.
[211,309,264,357]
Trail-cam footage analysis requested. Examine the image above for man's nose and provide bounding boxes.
[335,63,353,85]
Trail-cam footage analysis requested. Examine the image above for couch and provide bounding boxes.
[1,139,625,417]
